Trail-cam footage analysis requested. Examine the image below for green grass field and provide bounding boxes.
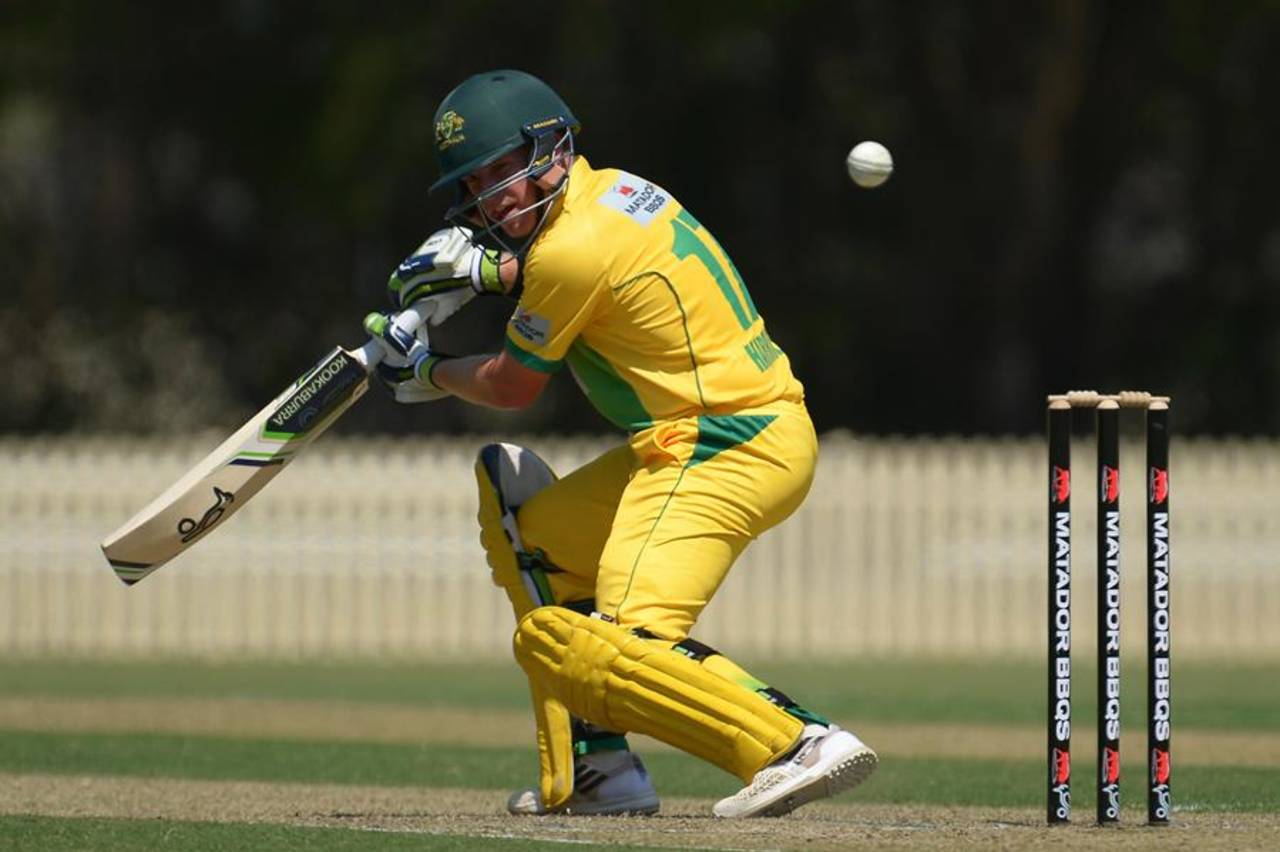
[1,658,1277,850]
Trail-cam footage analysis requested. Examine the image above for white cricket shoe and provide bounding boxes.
[713,724,878,818]
[507,750,660,816]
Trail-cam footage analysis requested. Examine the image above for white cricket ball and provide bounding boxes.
[846,140,893,189]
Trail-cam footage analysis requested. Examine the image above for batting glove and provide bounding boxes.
[362,311,451,403]
[387,226,503,326]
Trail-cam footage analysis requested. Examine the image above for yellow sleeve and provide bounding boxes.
[503,238,609,372]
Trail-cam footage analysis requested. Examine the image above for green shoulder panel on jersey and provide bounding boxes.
[504,335,564,373]
[565,341,653,432]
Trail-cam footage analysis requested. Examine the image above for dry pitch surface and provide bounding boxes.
[3,772,1278,851]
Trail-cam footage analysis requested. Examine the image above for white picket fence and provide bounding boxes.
[1,432,1277,660]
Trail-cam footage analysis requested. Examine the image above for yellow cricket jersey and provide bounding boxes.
[505,156,804,431]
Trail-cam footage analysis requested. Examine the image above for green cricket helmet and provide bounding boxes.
[429,70,579,252]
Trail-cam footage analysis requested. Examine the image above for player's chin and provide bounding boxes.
[499,213,537,239]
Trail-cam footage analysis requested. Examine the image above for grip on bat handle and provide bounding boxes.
[352,338,384,370]
[396,300,432,333]
[352,300,433,371]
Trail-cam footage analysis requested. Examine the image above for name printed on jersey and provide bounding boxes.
[597,172,671,226]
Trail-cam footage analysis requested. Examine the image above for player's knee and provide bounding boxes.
[516,610,697,669]
[513,606,570,673]
[514,607,682,683]
[513,606,618,671]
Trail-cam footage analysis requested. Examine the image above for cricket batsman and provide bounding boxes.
[364,69,877,818]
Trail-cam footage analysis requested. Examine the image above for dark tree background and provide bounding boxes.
[3,1,1278,436]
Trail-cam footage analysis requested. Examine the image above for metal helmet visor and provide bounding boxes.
[444,120,575,256]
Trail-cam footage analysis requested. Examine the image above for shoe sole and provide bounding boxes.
[747,747,879,818]
[512,793,661,817]
[563,798,660,816]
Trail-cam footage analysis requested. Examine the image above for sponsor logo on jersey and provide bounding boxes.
[512,308,550,346]
[598,171,670,226]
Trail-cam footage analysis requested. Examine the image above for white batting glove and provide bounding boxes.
[387,226,504,326]
[362,312,451,403]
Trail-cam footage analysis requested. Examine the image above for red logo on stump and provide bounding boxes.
[1053,466,1071,504]
[1153,748,1171,784]
[1101,466,1119,504]
[1150,467,1169,505]
[1053,748,1071,784]
[1104,747,1121,783]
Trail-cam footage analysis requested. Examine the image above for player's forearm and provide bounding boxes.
[432,354,537,410]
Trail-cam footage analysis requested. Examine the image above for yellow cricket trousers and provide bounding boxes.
[516,398,817,640]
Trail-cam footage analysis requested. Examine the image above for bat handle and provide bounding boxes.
[352,338,384,370]
[396,299,432,331]
[350,299,434,371]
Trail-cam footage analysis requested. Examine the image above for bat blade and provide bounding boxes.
[101,345,371,584]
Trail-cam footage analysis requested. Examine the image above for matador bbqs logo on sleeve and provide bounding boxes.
[598,171,670,226]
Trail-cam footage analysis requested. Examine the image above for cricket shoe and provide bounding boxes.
[713,724,877,818]
[507,750,660,816]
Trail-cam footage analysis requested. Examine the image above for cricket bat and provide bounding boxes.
[101,304,430,585]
